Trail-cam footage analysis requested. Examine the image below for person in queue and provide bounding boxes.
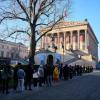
[17,63,25,92]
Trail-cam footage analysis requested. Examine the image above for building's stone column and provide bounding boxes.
[59,34,62,50]
[85,29,87,51]
[55,34,58,47]
[78,30,80,49]
[44,35,46,49]
[57,33,60,50]
[72,34,77,50]
[51,33,54,49]
[70,31,73,49]
[65,34,67,50]
[45,34,48,49]
[66,34,70,50]
[43,35,45,49]
[64,32,66,51]
[41,36,43,48]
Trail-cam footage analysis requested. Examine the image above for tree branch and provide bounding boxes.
[4,29,31,39]
[36,16,64,43]
[0,15,28,24]
[16,0,30,23]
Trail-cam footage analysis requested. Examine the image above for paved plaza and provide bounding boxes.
[1,70,100,100]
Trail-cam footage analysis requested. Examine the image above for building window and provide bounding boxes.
[6,52,9,57]
[2,45,4,49]
[7,46,9,49]
[1,51,4,57]
[15,54,19,58]
[11,53,14,59]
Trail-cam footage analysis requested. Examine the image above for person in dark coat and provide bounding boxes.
[76,65,80,76]
[46,64,53,86]
[79,66,82,76]
[69,66,73,79]
[59,63,63,80]
[25,64,33,90]
[33,69,38,87]
[1,64,12,94]
[13,63,20,91]
[63,64,69,80]
[0,69,2,93]
[43,64,47,85]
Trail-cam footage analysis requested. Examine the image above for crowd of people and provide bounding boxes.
[0,63,93,94]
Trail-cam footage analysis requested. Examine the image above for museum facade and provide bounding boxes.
[40,20,99,67]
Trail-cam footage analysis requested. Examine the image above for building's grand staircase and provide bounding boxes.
[62,50,79,65]
[64,57,80,65]
[62,50,89,65]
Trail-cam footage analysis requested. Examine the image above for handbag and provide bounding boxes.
[33,72,38,78]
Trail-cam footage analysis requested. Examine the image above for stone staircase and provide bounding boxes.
[64,57,80,65]
[63,50,84,65]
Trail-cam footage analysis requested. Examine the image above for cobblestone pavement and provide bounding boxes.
[1,70,100,100]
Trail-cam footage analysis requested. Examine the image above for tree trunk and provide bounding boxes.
[29,25,36,65]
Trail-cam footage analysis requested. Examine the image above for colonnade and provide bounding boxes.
[42,29,88,52]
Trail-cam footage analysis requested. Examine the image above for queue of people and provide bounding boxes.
[0,62,93,94]
[62,64,93,80]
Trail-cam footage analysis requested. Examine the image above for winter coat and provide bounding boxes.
[17,69,25,79]
[53,67,59,80]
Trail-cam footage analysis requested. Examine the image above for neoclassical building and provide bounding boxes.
[40,20,99,67]
[0,39,28,59]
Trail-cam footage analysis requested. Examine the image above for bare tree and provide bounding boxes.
[0,0,71,64]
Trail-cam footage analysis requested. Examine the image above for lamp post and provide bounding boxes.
[61,42,64,64]
[70,44,73,52]
[51,34,58,64]
[54,46,57,53]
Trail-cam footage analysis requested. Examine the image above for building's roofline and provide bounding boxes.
[41,20,88,31]
[55,20,88,29]
[87,23,99,44]
[0,39,27,47]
